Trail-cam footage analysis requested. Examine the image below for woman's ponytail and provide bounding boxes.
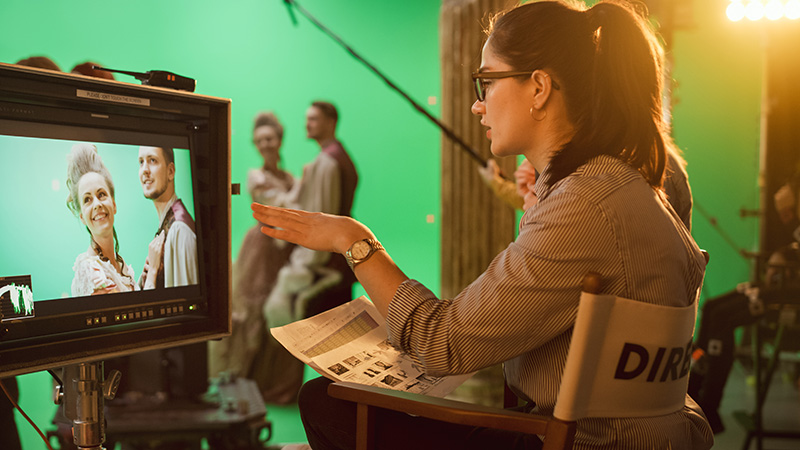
[583,0,669,187]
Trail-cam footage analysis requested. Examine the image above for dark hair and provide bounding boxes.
[16,56,61,72]
[253,111,284,140]
[487,0,672,188]
[158,147,175,166]
[311,101,338,124]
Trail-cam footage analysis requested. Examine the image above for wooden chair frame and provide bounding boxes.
[327,269,701,449]
[328,381,576,450]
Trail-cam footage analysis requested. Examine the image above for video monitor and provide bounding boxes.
[0,63,232,377]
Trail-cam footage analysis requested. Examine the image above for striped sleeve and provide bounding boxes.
[383,155,713,449]
[386,187,622,376]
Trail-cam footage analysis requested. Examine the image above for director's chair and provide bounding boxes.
[329,273,699,450]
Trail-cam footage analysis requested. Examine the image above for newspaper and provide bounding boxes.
[270,296,473,397]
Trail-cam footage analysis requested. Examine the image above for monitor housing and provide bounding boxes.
[0,63,231,377]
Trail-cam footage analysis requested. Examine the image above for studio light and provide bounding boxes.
[765,0,785,19]
[728,1,746,20]
[787,0,800,19]
[746,1,765,20]
[728,0,800,21]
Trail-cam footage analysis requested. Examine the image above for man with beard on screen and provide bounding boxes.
[138,146,198,289]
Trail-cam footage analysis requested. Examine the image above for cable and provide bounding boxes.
[693,201,750,260]
[47,369,63,387]
[0,378,56,450]
[283,0,488,166]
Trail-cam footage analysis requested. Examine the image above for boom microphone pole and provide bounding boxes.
[283,0,298,25]
[282,0,488,166]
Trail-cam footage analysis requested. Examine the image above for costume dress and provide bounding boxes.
[208,167,299,403]
[72,251,137,296]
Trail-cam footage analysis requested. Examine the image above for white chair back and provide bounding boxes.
[553,292,696,422]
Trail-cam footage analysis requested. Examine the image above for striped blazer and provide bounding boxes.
[387,155,713,449]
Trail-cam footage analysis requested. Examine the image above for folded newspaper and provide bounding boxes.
[271,296,473,397]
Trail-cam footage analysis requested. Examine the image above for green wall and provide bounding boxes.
[0,0,769,448]
[1,0,441,448]
[671,0,763,297]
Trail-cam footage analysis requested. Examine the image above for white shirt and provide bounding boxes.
[159,195,198,288]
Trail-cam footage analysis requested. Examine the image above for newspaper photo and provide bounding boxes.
[270,296,473,397]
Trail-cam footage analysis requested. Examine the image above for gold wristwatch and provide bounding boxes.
[345,238,384,270]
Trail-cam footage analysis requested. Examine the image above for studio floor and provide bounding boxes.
[13,354,799,449]
[263,359,800,450]
[708,356,800,450]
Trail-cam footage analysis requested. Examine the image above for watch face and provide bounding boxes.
[351,240,371,259]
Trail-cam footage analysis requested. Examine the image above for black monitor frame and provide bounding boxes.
[0,63,231,377]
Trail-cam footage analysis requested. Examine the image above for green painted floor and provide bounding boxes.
[262,365,317,447]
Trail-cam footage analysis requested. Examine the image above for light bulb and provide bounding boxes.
[745,1,765,20]
[765,0,784,19]
[728,1,746,21]
[786,0,800,19]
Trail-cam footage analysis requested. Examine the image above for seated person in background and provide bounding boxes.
[253,1,712,448]
[477,158,532,210]
[689,169,800,434]
[209,111,301,404]
[479,149,693,229]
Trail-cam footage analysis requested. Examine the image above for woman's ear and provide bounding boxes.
[530,70,554,110]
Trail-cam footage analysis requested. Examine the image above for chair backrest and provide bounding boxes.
[553,275,697,422]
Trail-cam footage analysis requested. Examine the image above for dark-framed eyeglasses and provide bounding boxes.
[471,71,560,102]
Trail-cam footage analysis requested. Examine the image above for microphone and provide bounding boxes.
[284,0,298,25]
[92,66,196,92]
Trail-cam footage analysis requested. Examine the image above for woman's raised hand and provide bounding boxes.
[252,203,373,255]
[514,159,538,210]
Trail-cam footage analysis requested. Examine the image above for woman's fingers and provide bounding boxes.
[251,203,373,254]
[252,204,310,233]
[252,203,334,252]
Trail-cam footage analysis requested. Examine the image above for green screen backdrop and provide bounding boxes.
[1,0,441,447]
[0,0,768,448]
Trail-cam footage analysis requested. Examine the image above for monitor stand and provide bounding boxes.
[56,362,121,450]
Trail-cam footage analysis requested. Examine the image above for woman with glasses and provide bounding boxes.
[253,1,712,449]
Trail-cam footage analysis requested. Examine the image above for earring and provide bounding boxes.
[530,107,547,122]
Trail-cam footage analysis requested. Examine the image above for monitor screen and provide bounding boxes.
[0,63,231,377]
